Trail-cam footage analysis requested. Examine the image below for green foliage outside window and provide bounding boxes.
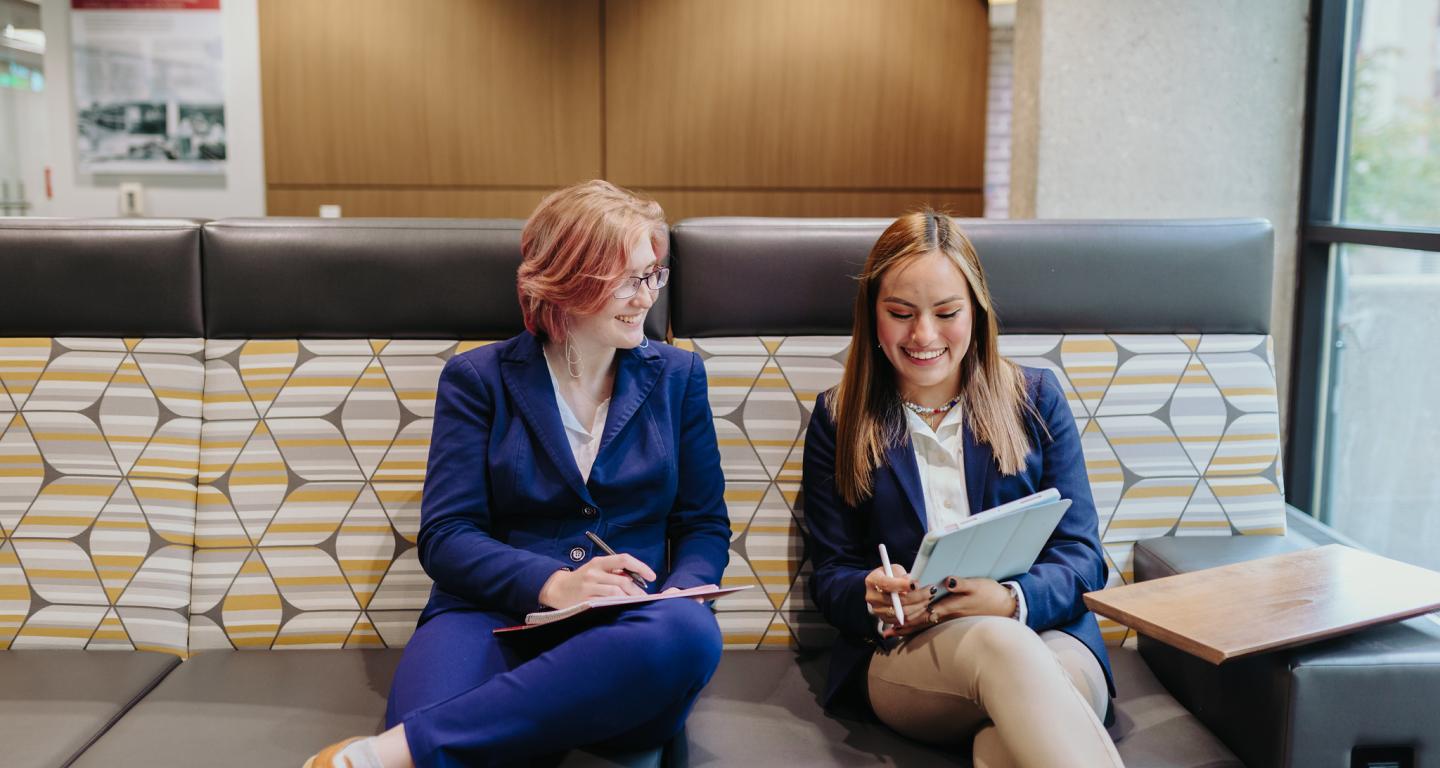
[1343,48,1440,227]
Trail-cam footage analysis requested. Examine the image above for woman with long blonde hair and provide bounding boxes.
[804,211,1123,766]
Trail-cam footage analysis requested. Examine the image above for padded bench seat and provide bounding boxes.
[70,650,665,768]
[0,650,179,768]
[3,215,1336,766]
[51,645,1238,768]
[681,647,1239,767]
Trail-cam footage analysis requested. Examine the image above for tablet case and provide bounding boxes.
[909,488,1071,592]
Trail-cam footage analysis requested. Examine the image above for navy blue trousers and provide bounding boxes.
[385,598,723,767]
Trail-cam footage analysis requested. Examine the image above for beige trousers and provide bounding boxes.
[867,616,1123,768]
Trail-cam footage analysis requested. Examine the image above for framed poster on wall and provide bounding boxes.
[71,0,225,175]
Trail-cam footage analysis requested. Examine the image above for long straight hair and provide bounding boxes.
[830,210,1037,506]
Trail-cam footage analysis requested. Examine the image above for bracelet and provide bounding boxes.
[1003,582,1021,620]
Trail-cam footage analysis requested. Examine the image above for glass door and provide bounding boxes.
[0,0,45,217]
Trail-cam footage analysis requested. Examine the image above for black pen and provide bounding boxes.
[584,530,650,591]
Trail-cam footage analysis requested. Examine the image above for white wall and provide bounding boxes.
[1,83,48,202]
[0,40,46,214]
[1011,0,1308,426]
[35,0,264,218]
[983,6,1014,219]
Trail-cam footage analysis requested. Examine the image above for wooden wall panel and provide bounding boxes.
[604,0,989,191]
[259,0,990,219]
[639,190,983,221]
[259,0,601,187]
[268,188,983,221]
[266,188,550,218]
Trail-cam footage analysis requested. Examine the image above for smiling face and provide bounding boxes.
[874,250,974,407]
[566,237,659,353]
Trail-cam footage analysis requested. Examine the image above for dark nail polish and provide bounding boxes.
[910,581,917,591]
[929,586,938,596]
[946,577,958,590]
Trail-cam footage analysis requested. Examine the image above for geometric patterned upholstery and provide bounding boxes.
[676,333,1285,649]
[190,339,490,652]
[0,337,203,656]
[672,336,847,651]
[0,331,1285,655]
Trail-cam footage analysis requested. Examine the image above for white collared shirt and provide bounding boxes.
[545,360,610,483]
[902,403,1029,625]
[904,405,972,533]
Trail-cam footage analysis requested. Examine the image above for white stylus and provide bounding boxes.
[878,543,905,627]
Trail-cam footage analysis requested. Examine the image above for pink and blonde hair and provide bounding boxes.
[517,180,668,341]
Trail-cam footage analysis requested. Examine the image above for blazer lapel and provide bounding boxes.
[598,342,664,456]
[499,333,593,503]
[883,437,929,533]
[962,421,993,517]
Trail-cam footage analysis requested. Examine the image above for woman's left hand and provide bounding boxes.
[661,586,708,603]
[890,577,1016,637]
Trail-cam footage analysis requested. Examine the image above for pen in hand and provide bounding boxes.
[878,543,905,627]
[584,530,650,591]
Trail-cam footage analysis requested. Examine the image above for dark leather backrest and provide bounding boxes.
[0,218,205,336]
[202,218,669,340]
[670,218,1273,336]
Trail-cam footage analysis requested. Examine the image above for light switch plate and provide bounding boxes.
[118,182,145,217]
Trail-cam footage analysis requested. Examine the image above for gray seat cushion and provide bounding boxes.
[683,647,1239,767]
[1133,533,1309,581]
[48,646,1240,766]
[682,650,966,766]
[70,650,398,767]
[1109,645,1242,768]
[71,650,662,768]
[0,650,179,768]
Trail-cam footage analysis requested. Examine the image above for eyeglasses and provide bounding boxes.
[613,267,670,300]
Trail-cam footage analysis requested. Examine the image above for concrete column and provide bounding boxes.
[1010,0,1309,421]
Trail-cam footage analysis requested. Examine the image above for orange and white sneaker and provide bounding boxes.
[302,737,368,768]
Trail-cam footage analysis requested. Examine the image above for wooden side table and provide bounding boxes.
[1084,544,1440,664]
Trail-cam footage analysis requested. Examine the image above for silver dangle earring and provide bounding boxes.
[639,336,650,349]
[564,338,582,379]
[563,329,582,379]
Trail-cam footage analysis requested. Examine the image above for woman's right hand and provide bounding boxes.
[538,554,658,609]
[864,564,930,629]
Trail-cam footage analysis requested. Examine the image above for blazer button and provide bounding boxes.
[569,547,586,562]
[582,506,598,518]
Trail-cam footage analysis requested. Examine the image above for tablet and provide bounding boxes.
[909,488,1070,598]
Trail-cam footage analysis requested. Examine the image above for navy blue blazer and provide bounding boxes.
[803,366,1115,709]
[415,332,731,624]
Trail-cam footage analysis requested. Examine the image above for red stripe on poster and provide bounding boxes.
[72,0,220,10]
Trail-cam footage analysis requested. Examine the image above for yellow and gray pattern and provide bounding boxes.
[1,331,1283,655]
[673,337,852,650]
[677,334,1285,649]
[191,340,490,651]
[0,338,202,655]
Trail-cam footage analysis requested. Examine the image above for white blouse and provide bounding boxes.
[903,406,972,533]
[545,360,610,483]
[903,404,1028,624]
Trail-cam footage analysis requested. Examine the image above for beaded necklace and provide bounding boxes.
[900,393,963,417]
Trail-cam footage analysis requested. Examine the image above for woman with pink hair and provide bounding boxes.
[306,181,730,768]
